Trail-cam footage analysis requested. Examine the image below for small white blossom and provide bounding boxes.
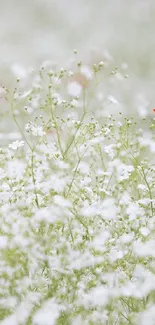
[33,299,63,325]
[9,140,24,150]
[52,92,62,105]
[104,144,115,159]
[25,123,45,137]
[126,202,144,220]
[140,227,150,237]
[137,184,147,191]
[53,195,72,208]
[70,99,78,107]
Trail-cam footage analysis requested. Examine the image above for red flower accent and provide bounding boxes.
[153,108,155,112]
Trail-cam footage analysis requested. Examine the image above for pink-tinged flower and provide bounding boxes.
[153,108,155,113]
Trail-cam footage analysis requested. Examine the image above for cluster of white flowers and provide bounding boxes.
[25,122,46,137]
[0,60,155,325]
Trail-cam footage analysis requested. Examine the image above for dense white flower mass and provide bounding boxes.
[0,60,155,325]
[33,299,63,325]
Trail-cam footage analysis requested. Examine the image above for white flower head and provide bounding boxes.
[53,195,72,208]
[25,123,45,137]
[52,92,62,106]
[33,299,63,325]
[9,140,24,150]
[70,99,78,107]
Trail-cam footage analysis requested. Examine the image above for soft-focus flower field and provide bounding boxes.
[0,57,155,325]
[0,1,155,324]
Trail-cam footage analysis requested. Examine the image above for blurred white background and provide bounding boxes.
[0,0,154,69]
[0,0,155,118]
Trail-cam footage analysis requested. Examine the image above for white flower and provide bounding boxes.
[140,227,150,237]
[139,305,155,325]
[99,61,104,67]
[117,163,134,181]
[6,160,25,180]
[52,76,61,85]
[88,136,104,145]
[9,140,24,150]
[80,204,97,218]
[70,99,78,107]
[25,123,45,137]
[90,230,110,252]
[100,198,118,220]
[33,299,63,325]
[83,286,109,307]
[119,233,134,244]
[53,195,72,208]
[52,93,62,105]
[133,239,155,257]
[126,202,143,220]
[104,144,115,159]
[67,81,82,97]
[68,70,74,77]
[137,184,147,191]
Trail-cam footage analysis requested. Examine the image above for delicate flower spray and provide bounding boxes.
[0,55,154,325]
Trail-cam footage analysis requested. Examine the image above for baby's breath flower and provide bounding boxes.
[52,92,62,105]
[99,60,104,67]
[33,299,63,325]
[9,140,24,150]
[0,58,155,325]
[25,123,45,137]
[70,99,78,107]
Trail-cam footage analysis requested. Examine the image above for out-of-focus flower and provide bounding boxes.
[9,140,24,150]
[25,123,46,137]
